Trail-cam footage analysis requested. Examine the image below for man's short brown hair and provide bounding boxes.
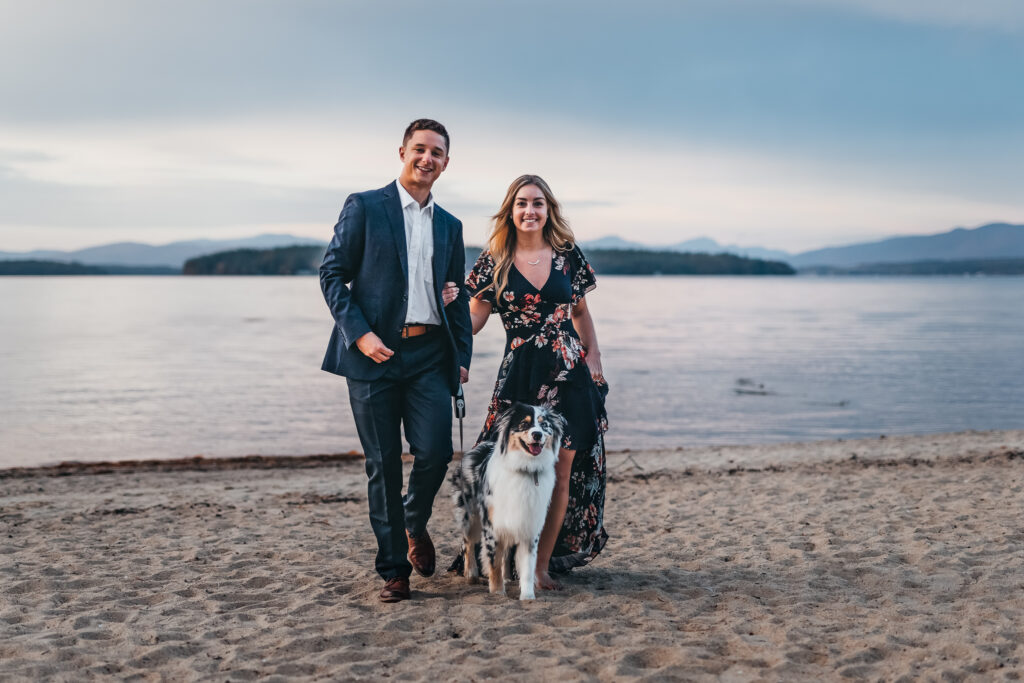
[403,119,450,154]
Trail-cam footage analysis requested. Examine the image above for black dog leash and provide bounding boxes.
[454,384,466,453]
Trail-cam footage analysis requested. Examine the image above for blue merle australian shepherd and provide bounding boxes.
[451,402,566,600]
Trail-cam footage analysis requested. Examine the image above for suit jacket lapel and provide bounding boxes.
[381,181,408,283]
[431,208,449,293]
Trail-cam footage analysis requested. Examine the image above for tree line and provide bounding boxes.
[183,246,323,275]
[183,245,795,276]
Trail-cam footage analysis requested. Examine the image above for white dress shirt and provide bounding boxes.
[396,180,441,325]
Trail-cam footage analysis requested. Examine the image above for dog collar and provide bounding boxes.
[517,468,540,486]
[512,466,544,483]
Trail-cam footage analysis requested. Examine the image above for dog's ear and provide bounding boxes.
[493,406,514,454]
[499,425,510,455]
[549,409,567,448]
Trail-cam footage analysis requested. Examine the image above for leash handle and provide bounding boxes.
[454,384,465,453]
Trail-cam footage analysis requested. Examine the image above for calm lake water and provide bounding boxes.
[2,276,1022,468]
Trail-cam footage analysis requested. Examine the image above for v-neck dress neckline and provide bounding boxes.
[512,251,554,293]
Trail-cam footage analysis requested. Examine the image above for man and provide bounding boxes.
[319,119,472,602]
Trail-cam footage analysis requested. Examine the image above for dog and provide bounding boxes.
[451,402,566,600]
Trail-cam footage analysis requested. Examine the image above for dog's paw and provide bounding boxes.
[467,575,480,585]
[519,591,536,601]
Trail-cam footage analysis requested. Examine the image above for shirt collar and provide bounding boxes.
[396,180,434,214]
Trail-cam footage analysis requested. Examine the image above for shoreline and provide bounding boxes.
[4,429,1022,480]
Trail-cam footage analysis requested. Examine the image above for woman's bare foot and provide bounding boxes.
[536,571,563,591]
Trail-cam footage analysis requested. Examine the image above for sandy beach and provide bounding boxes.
[2,430,1023,681]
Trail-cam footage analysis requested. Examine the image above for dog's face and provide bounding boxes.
[499,403,565,457]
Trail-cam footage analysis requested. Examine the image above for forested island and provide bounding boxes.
[182,246,321,275]
[583,248,794,275]
[0,260,178,276]
[182,245,795,276]
[13,249,1024,277]
[0,260,106,275]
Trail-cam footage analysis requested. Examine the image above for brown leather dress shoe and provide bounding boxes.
[406,529,436,577]
[379,577,410,603]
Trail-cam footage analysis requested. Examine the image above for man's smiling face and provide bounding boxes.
[398,130,449,191]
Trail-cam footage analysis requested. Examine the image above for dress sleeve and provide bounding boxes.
[570,245,597,307]
[465,249,497,306]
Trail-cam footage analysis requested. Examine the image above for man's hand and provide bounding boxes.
[356,331,394,363]
[460,366,469,384]
[442,281,460,306]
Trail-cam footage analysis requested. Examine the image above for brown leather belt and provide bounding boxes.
[400,324,437,339]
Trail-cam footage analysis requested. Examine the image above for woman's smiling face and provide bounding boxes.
[512,184,548,234]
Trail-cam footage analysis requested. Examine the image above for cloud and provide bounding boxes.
[778,0,1024,32]
[2,108,1023,253]
[0,148,58,163]
[4,0,1023,202]
[0,162,343,229]
[4,0,1022,143]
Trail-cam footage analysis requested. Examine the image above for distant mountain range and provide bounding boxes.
[3,223,1022,269]
[787,223,1024,267]
[582,223,1024,268]
[0,234,326,268]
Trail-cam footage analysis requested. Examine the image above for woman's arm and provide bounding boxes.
[469,296,492,335]
[571,297,603,381]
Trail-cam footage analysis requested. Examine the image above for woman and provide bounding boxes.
[448,174,609,590]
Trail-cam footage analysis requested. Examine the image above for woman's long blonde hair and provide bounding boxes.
[488,174,575,305]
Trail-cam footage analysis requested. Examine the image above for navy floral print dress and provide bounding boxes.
[464,245,609,572]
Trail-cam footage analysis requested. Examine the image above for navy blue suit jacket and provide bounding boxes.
[319,181,472,394]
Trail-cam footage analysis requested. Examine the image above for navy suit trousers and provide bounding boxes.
[346,330,453,580]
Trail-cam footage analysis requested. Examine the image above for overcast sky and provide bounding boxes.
[1,0,1022,252]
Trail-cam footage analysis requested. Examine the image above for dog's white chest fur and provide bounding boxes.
[487,459,555,543]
